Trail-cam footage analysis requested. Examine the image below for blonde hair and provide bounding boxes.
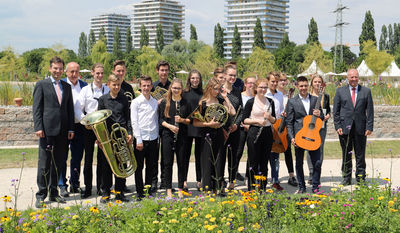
[164,78,183,118]
[254,78,268,95]
[200,78,221,104]
[107,74,121,83]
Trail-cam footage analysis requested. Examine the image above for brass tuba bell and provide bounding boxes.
[80,110,137,178]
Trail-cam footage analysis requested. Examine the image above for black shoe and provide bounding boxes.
[70,187,80,194]
[159,183,165,190]
[340,180,351,186]
[182,187,189,192]
[136,193,145,201]
[123,186,132,193]
[307,179,312,185]
[97,189,102,196]
[49,195,66,203]
[35,198,45,208]
[236,173,245,182]
[81,190,92,199]
[295,188,306,194]
[115,194,129,202]
[288,177,298,187]
[60,187,69,197]
[150,186,158,194]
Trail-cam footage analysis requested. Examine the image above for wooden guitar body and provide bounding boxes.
[272,119,288,153]
[295,115,323,151]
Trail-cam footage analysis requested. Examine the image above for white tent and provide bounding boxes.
[357,60,374,77]
[298,60,325,77]
[80,69,91,73]
[380,60,400,77]
[337,72,347,76]
[176,70,189,74]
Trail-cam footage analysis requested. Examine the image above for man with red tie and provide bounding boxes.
[33,56,75,208]
[333,69,374,185]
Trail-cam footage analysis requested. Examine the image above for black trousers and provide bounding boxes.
[36,133,68,199]
[101,152,125,195]
[284,134,294,174]
[200,129,224,191]
[246,126,273,190]
[182,136,202,183]
[218,129,240,183]
[295,147,321,191]
[134,139,159,196]
[162,131,185,189]
[83,128,104,192]
[235,128,248,177]
[339,125,367,182]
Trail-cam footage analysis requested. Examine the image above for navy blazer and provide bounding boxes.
[32,78,75,136]
[333,85,374,135]
[286,94,324,141]
[61,78,88,89]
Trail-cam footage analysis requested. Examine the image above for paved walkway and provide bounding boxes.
[1,158,399,210]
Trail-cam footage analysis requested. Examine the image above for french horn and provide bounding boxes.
[80,110,137,178]
[190,103,228,128]
[151,86,168,100]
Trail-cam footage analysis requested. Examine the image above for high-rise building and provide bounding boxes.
[132,0,184,49]
[224,0,289,59]
[90,13,131,53]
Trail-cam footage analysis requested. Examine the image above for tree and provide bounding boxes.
[112,27,123,59]
[22,48,48,73]
[359,11,376,53]
[362,40,394,76]
[155,24,165,53]
[99,27,107,44]
[88,29,96,55]
[162,39,191,75]
[253,18,265,49]
[388,24,394,54]
[243,47,275,78]
[78,32,88,58]
[137,46,163,79]
[126,27,132,54]
[213,23,224,59]
[139,24,149,48]
[394,23,400,52]
[38,43,77,76]
[379,25,388,51]
[172,23,181,40]
[274,33,299,75]
[301,43,333,73]
[190,24,198,41]
[231,25,242,60]
[91,40,112,75]
[0,47,24,80]
[193,45,218,81]
[125,49,142,80]
[329,45,357,72]
[306,17,319,45]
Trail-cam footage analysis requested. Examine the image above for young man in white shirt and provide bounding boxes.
[131,75,159,199]
[79,63,109,198]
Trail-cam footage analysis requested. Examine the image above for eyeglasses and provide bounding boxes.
[279,79,287,82]
[257,86,268,89]
[171,87,182,90]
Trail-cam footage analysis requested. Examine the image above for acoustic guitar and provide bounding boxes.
[294,84,325,151]
[271,88,295,153]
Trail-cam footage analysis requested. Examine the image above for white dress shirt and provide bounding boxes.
[66,78,83,123]
[265,89,284,119]
[131,94,159,144]
[300,94,311,115]
[79,83,110,120]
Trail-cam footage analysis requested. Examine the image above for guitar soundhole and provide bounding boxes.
[308,123,315,130]
[302,136,315,142]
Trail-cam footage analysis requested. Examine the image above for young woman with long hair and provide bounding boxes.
[158,78,190,198]
[243,78,276,191]
[181,70,203,191]
[193,78,235,194]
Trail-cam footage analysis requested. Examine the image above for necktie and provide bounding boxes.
[55,80,62,105]
[351,87,356,107]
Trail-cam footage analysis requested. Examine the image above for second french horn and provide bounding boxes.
[190,103,228,128]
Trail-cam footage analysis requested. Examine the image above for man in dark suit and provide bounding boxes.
[33,56,75,208]
[58,62,87,196]
[333,69,374,185]
[286,76,323,194]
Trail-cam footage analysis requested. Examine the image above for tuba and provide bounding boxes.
[80,110,137,178]
[151,86,168,100]
[190,103,228,128]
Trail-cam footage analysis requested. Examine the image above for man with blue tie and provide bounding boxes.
[333,69,374,185]
[33,56,75,208]
[58,62,88,197]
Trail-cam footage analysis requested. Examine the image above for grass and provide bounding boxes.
[1,140,399,169]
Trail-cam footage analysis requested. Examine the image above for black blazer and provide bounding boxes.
[333,85,374,135]
[286,94,324,141]
[33,77,74,136]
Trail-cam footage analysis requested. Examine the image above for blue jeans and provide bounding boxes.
[270,152,280,184]
[295,147,321,191]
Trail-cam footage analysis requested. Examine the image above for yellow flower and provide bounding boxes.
[169,219,179,223]
[250,204,257,209]
[210,217,216,222]
[107,202,113,207]
[187,207,193,213]
[331,188,337,192]
[161,207,167,211]
[190,212,198,219]
[226,222,231,226]
[205,214,212,219]
[115,200,122,204]
[238,226,245,232]
[153,220,160,224]
[181,213,187,218]
[2,195,11,202]
[388,201,395,207]
[6,207,13,212]
[389,208,398,212]
[378,196,385,201]
[84,200,91,204]
[383,178,391,182]
[64,206,71,210]
[338,185,344,188]
[229,213,235,218]
[252,223,261,230]
[159,230,164,233]
[41,209,48,214]
[90,206,99,214]
[217,231,222,233]
[72,215,79,220]
[207,225,217,231]
[111,190,121,194]
[1,215,10,223]
[209,198,215,202]
[266,189,274,193]
[204,220,209,225]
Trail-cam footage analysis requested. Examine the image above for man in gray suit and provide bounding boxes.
[286,76,324,194]
[33,56,75,208]
[333,69,374,185]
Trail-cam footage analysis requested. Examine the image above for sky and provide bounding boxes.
[0,0,398,55]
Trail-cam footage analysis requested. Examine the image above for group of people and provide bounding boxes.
[32,56,374,208]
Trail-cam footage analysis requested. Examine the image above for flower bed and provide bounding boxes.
[1,179,400,233]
